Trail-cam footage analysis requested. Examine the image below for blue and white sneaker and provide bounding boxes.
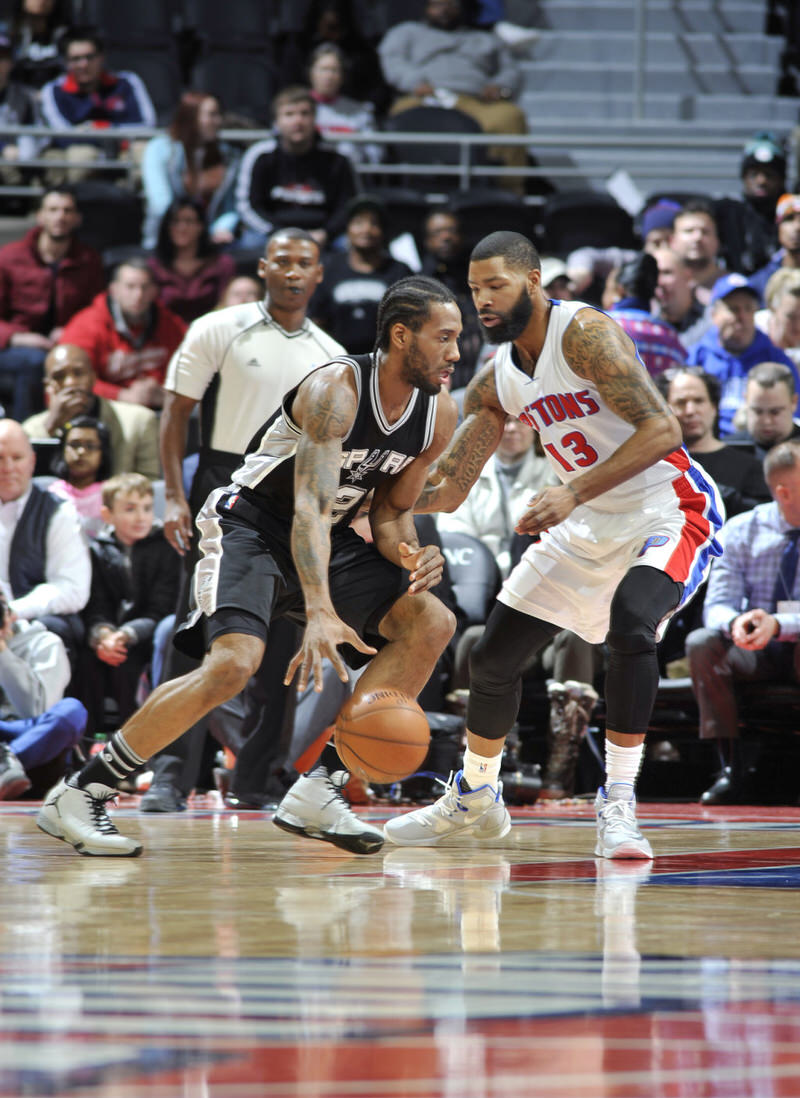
[594,784,653,860]
[383,770,511,847]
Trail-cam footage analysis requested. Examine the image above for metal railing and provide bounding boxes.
[0,122,753,203]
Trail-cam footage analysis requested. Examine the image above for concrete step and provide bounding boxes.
[521,62,776,96]
[535,1,766,35]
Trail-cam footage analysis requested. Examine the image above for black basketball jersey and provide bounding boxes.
[229,353,439,528]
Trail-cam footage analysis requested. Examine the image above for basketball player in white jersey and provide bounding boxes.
[385,231,724,859]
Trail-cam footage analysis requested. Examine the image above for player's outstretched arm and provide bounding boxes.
[566,309,681,494]
[415,365,506,515]
[515,310,682,537]
[285,367,376,691]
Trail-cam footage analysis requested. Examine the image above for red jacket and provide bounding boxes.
[60,292,187,401]
[0,228,105,348]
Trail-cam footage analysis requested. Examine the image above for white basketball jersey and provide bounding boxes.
[493,299,692,513]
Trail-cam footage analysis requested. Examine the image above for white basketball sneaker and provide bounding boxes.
[594,784,653,860]
[272,769,384,854]
[36,779,143,857]
[383,770,511,847]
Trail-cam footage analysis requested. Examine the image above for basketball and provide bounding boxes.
[334,690,430,783]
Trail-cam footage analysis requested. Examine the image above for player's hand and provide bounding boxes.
[515,484,578,536]
[163,497,193,556]
[284,610,377,693]
[399,541,444,593]
[731,609,778,651]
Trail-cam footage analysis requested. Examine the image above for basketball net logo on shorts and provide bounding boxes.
[638,534,669,557]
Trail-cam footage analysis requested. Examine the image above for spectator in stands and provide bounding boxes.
[726,361,800,461]
[686,440,800,804]
[9,0,68,92]
[216,274,262,309]
[0,29,41,185]
[420,208,483,391]
[686,273,799,436]
[41,25,155,132]
[540,257,574,301]
[311,194,411,353]
[141,91,242,251]
[749,192,800,302]
[59,259,187,410]
[235,85,359,252]
[756,268,800,367]
[657,366,769,517]
[47,415,111,539]
[716,131,788,277]
[146,198,237,326]
[76,473,179,738]
[640,198,681,254]
[276,0,390,114]
[22,343,161,479]
[670,200,727,306]
[0,591,86,801]
[308,43,381,165]
[653,246,712,348]
[605,251,687,377]
[0,186,104,421]
[0,417,90,661]
[378,0,529,181]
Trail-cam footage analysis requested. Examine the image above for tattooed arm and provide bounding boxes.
[415,364,507,514]
[284,364,376,691]
[515,308,682,536]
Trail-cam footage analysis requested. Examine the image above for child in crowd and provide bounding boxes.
[75,473,180,738]
[48,416,112,539]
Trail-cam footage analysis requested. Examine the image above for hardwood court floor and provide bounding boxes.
[3,794,800,1097]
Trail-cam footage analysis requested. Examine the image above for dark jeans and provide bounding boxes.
[686,627,800,739]
[0,346,46,421]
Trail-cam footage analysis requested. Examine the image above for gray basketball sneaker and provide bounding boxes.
[383,770,511,847]
[594,784,653,860]
[37,779,143,857]
[272,769,385,854]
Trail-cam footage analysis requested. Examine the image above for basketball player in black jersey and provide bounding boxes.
[36,277,462,857]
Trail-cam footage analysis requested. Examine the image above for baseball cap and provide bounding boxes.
[640,199,680,239]
[540,257,568,288]
[776,193,800,224]
[709,272,760,305]
[741,130,787,177]
[345,193,387,230]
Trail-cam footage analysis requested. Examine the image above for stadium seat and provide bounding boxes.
[541,190,637,254]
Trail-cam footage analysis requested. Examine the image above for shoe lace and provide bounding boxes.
[325,771,358,815]
[85,789,121,834]
[434,771,466,817]
[602,797,638,833]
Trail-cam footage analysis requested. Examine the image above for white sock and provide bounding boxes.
[462,748,502,790]
[604,740,644,799]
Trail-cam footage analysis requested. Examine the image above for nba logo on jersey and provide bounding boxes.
[224,494,239,510]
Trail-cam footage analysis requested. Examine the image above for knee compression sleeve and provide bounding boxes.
[605,566,682,736]
[466,604,559,738]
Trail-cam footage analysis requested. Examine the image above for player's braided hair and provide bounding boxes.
[374,276,457,352]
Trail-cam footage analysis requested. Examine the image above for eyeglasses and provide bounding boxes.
[65,440,101,452]
[66,51,99,66]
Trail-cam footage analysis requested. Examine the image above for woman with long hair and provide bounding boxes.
[146,197,236,324]
[141,91,241,249]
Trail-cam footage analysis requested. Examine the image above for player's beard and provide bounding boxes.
[480,286,533,343]
[403,336,442,396]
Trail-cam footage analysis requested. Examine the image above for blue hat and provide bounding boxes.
[709,273,760,305]
[641,199,680,239]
